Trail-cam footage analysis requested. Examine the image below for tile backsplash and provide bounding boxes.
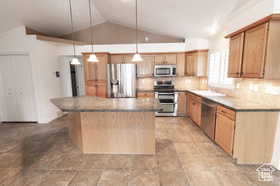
[210,79,280,106]
[137,77,208,90]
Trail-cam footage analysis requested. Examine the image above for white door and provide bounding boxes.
[0,55,37,122]
[0,56,18,121]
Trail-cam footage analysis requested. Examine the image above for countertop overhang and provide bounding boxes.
[51,96,162,112]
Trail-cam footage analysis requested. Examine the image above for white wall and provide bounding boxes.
[273,0,280,13]
[185,38,209,51]
[0,26,62,123]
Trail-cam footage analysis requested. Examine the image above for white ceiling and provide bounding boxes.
[0,0,105,36]
[0,0,255,38]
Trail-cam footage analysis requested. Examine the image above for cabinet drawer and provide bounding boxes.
[217,106,236,120]
[137,92,154,98]
[189,94,202,103]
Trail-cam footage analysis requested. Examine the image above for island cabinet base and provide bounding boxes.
[68,112,155,155]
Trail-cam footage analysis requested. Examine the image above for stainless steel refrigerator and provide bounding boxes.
[107,64,137,98]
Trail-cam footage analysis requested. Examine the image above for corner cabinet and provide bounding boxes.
[226,14,280,79]
[83,53,110,97]
[185,50,208,77]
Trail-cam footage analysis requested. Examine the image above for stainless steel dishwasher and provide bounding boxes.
[201,99,217,140]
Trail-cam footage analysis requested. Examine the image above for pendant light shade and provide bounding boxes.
[71,57,81,65]
[133,0,143,62]
[88,0,99,63]
[88,53,99,62]
[132,53,143,62]
[68,0,81,65]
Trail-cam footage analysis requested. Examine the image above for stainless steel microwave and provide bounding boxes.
[154,65,176,77]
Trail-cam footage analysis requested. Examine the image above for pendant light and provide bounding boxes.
[132,0,143,62]
[68,0,80,65]
[87,0,99,62]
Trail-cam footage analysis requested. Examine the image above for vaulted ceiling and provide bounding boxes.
[0,0,257,38]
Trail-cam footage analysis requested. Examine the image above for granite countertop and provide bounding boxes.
[51,96,161,112]
[183,89,280,112]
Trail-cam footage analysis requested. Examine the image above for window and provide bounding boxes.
[208,50,234,88]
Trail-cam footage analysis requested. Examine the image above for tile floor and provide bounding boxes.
[0,116,279,186]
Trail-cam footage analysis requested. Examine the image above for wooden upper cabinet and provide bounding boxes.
[242,23,268,78]
[185,54,195,76]
[110,55,124,64]
[228,33,244,78]
[226,14,280,79]
[83,53,109,97]
[165,54,177,65]
[155,54,177,65]
[176,53,185,76]
[96,54,109,81]
[185,50,208,77]
[137,55,155,78]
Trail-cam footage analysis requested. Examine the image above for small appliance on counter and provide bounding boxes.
[154,65,176,77]
[107,64,137,98]
[154,80,178,116]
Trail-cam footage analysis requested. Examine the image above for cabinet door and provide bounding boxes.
[137,92,154,98]
[194,100,201,126]
[189,98,201,126]
[155,55,165,65]
[96,55,108,81]
[185,55,192,76]
[176,53,185,76]
[86,86,96,96]
[111,55,124,64]
[84,56,97,82]
[137,56,155,77]
[186,54,195,76]
[228,33,244,77]
[186,94,191,116]
[165,54,177,65]
[178,92,186,115]
[196,52,208,77]
[215,113,235,155]
[124,55,133,63]
[96,84,107,98]
[242,23,269,78]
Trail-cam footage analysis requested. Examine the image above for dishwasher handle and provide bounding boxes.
[201,101,217,109]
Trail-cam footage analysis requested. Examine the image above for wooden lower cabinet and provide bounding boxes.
[215,112,235,155]
[187,94,202,126]
[178,93,186,115]
[96,84,107,98]
[86,86,96,96]
[137,92,154,98]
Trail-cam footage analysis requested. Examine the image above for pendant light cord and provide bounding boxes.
[88,0,94,53]
[135,0,138,53]
[68,0,76,57]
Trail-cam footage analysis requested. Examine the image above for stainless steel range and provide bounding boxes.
[154,80,178,116]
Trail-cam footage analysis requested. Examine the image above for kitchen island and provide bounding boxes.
[51,96,161,155]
